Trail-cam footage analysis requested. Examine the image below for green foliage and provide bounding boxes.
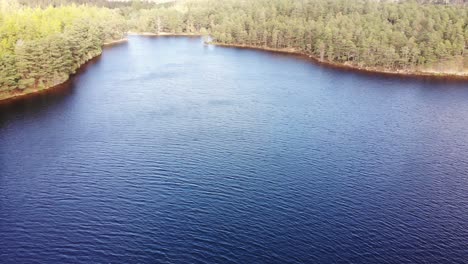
[0,2,127,93]
[0,54,19,92]
[0,0,466,97]
[131,0,467,70]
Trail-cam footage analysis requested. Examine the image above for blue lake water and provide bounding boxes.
[1,36,468,263]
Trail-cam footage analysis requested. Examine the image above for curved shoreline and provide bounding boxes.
[0,38,131,104]
[211,42,468,81]
[128,32,202,37]
[103,37,128,46]
[0,33,207,103]
[2,35,467,103]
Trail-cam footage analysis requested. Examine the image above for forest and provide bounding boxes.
[0,0,467,99]
[131,0,467,70]
[0,0,127,96]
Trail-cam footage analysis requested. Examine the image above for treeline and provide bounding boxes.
[415,0,466,5]
[0,0,467,98]
[17,0,157,9]
[132,0,467,70]
[0,1,127,94]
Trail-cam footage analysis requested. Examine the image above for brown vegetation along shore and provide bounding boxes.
[211,42,468,80]
[1,73,71,103]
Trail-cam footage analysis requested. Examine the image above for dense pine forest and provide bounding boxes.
[131,0,467,72]
[0,1,126,97]
[0,0,467,100]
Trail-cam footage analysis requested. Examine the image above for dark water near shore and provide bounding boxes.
[1,36,468,263]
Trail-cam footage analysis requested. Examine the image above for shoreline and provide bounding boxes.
[128,31,202,37]
[2,34,466,103]
[0,37,131,103]
[211,42,468,80]
[0,33,201,103]
[103,37,128,46]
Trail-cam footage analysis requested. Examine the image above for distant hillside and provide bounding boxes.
[416,0,466,4]
[18,0,175,8]
[107,0,176,2]
[18,0,125,7]
[412,0,466,5]
[18,0,466,8]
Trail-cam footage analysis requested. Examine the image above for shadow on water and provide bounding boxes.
[2,36,468,264]
[217,45,468,84]
[0,50,110,128]
[1,37,467,128]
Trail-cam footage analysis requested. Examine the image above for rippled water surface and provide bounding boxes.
[1,36,468,263]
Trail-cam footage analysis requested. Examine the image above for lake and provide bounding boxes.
[1,36,468,263]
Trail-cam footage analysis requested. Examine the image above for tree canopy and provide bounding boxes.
[0,0,466,99]
[0,0,127,95]
[131,0,467,70]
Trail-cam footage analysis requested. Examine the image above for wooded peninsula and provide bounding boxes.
[0,0,467,101]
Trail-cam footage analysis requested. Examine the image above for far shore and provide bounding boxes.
[103,37,128,46]
[0,32,204,103]
[127,31,203,37]
[103,31,203,46]
[2,33,467,103]
[127,33,468,79]
[211,42,468,80]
